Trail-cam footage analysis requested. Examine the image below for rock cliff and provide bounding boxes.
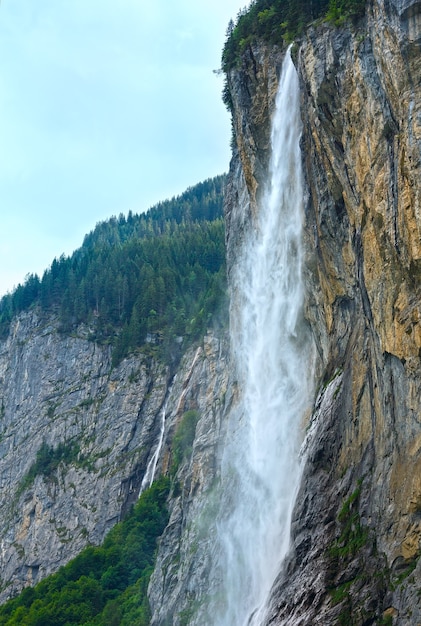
[219,0,421,623]
[0,311,228,604]
[0,0,419,624]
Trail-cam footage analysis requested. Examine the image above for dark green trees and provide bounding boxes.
[221,0,366,71]
[0,175,227,365]
[0,478,170,626]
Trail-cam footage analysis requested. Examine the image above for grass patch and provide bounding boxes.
[330,481,368,560]
[392,557,419,588]
[17,440,112,496]
[17,441,81,495]
[171,410,200,475]
[330,579,353,605]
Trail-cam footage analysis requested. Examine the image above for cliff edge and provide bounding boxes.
[221,0,421,623]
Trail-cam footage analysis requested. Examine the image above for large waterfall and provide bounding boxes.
[211,48,314,625]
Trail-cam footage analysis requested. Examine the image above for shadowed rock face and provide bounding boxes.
[0,310,229,604]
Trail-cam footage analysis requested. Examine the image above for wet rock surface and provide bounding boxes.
[266,0,421,622]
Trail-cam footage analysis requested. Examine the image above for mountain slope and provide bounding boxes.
[0,176,229,605]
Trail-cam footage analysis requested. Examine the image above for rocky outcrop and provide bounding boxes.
[219,0,421,623]
[274,1,420,622]
[148,331,229,625]
[0,1,419,623]
[224,43,283,274]
[0,311,228,603]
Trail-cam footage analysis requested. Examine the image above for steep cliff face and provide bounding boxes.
[0,311,228,603]
[148,331,229,625]
[221,0,420,623]
[0,1,419,623]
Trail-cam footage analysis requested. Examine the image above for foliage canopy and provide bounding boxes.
[0,176,227,365]
[0,477,170,626]
[221,0,367,73]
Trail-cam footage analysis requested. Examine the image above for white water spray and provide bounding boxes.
[140,379,178,495]
[139,401,167,494]
[211,49,314,625]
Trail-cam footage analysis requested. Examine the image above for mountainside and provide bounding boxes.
[0,0,419,624]
[221,0,421,623]
[0,178,229,609]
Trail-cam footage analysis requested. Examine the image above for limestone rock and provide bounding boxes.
[0,310,228,603]
[196,0,421,623]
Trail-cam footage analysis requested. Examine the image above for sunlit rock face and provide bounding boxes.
[265,0,421,623]
[161,0,420,624]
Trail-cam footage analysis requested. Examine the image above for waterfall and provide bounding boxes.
[140,347,201,495]
[139,402,167,494]
[140,379,177,495]
[211,48,314,625]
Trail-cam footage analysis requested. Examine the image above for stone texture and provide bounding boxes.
[267,0,421,622]
[195,0,420,623]
[147,331,230,626]
[0,310,228,604]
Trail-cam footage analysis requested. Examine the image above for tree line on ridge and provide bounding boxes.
[0,175,227,366]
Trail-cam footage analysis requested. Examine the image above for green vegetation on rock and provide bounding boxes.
[171,409,200,475]
[0,477,170,626]
[17,441,81,495]
[0,176,227,366]
[221,0,366,74]
[329,481,368,560]
[326,480,383,624]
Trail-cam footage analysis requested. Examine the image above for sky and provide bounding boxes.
[0,0,246,297]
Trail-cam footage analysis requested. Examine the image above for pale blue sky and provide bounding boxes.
[0,0,245,296]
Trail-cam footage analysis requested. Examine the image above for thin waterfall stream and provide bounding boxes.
[210,48,314,625]
[140,378,176,495]
[139,400,167,494]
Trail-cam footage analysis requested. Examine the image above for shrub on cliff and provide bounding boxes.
[221,0,366,71]
[171,409,200,474]
[0,477,170,626]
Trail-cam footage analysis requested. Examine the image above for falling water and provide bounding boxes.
[140,347,201,495]
[211,48,314,625]
[140,379,177,495]
[139,401,167,494]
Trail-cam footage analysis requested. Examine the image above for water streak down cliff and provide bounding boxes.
[217,0,421,623]
[206,49,314,626]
